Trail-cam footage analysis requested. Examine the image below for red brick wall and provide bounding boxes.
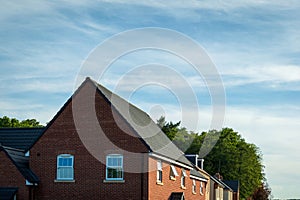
[0,151,29,200]
[148,157,207,200]
[30,80,149,200]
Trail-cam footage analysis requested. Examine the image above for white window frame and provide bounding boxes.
[57,154,74,180]
[106,154,123,180]
[157,160,163,182]
[170,165,179,179]
[200,182,204,195]
[192,179,196,194]
[181,169,187,188]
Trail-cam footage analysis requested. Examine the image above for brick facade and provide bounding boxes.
[30,80,149,200]
[148,157,207,200]
[1,78,213,200]
[0,151,31,200]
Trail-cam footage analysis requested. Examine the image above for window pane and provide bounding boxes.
[157,160,162,170]
[112,157,117,166]
[106,155,123,180]
[107,157,113,166]
[58,158,63,166]
[117,158,122,166]
[57,155,74,180]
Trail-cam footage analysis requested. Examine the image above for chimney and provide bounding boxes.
[197,158,204,170]
[185,154,199,167]
[214,173,223,180]
[185,154,204,169]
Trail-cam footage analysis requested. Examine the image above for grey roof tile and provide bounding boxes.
[0,146,39,183]
[223,180,239,192]
[190,168,208,180]
[90,78,193,167]
[0,128,44,152]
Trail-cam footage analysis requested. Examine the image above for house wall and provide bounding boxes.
[210,180,225,200]
[30,81,149,200]
[0,151,30,200]
[148,157,206,200]
[224,190,233,200]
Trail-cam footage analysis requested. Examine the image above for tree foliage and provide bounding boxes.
[251,183,271,200]
[157,117,268,199]
[157,116,181,140]
[0,116,44,128]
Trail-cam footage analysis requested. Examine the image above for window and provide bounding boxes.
[200,182,204,195]
[157,160,163,182]
[106,154,123,180]
[57,154,74,180]
[192,179,196,194]
[181,169,187,188]
[170,165,179,180]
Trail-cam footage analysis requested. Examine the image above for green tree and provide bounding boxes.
[156,116,181,140]
[251,183,271,200]
[0,116,44,128]
[157,116,196,152]
[186,128,265,199]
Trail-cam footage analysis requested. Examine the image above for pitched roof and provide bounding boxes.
[190,168,208,181]
[0,146,39,183]
[0,128,44,152]
[223,180,239,192]
[89,78,193,167]
[209,175,233,191]
[0,187,18,200]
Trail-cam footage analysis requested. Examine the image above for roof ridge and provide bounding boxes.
[87,77,193,167]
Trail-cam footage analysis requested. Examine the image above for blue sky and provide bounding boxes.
[1,1,300,198]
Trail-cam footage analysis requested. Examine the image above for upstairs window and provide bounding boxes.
[106,154,123,180]
[170,165,179,180]
[57,154,74,180]
[192,179,196,194]
[157,160,163,183]
[181,169,187,188]
[200,182,204,195]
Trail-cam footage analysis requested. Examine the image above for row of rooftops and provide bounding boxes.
[0,127,238,192]
[0,78,239,194]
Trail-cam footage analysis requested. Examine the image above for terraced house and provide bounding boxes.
[0,78,210,200]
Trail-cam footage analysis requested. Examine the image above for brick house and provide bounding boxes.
[0,128,44,200]
[0,77,209,200]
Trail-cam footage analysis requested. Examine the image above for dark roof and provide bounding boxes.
[90,78,193,167]
[0,128,45,152]
[190,168,208,180]
[170,192,185,200]
[223,180,239,192]
[0,146,39,183]
[0,187,18,200]
[209,175,233,191]
[209,175,226,188]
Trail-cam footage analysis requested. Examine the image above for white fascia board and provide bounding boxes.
[149,153,193,170]
[190,175,208,182]
[25,180,33,185]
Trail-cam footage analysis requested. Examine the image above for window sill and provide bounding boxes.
[170,177,176,181]
[192,191,197,195]
[54,179,75,183]
[103,180,125,183]
[156,181,164,186]
[200,192,204,196]
[181,185,186,190]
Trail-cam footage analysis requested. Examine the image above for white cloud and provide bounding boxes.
[220,64,300,89]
